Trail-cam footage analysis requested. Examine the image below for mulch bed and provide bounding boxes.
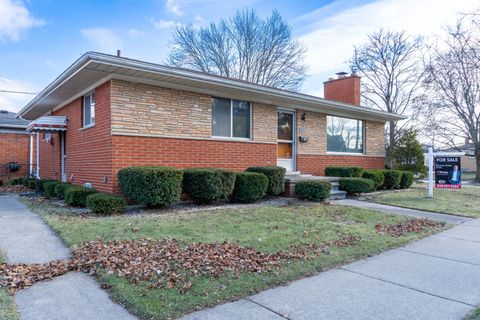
[0,185,29,193]
[375,218,445,237]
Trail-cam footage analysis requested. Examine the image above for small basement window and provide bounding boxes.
[212,97,251,139]
[83,92,95,127]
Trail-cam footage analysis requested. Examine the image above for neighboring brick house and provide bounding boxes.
[0,110,32,183]
[17,52,404,193]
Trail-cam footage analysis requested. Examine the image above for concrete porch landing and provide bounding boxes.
[284,173,347,200]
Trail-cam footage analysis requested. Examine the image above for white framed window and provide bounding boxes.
[212,97,251,139]
[327,115,364,154]
[83,92,95,127]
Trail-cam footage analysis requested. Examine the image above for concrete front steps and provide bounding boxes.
[284,173,347,200]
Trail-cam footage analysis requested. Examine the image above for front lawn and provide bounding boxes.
[0,255,19,320]
[369,184,480,217]
[21,198,445,320]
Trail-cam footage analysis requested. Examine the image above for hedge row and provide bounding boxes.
[117,165,286,206]
[325,166,363,177]
[339,177,374,194]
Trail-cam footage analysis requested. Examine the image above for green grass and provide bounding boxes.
[462,172,477,180]
[21,198,445,320]
[370,184,480,217]
[0,255,19,320]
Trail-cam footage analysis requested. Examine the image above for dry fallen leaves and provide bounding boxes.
[375,218,445,237]
[0,185,28,193]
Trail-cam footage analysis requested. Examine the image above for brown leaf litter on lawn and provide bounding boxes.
[375,218,445,237]
[289,234,361,255]
[0,239,308,293]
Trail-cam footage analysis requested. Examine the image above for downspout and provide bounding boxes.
[29,135,33,177]
[36,132,40,179]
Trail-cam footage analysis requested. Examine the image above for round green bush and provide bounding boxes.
[43,181,60,198]
[183,168,235,204]
[25,178,37,190]
[295,180,332,201]
[362,170,385,190]
[118,166,183,207]
[35,179,56,193]
[232,172,268,203]
[65,187,98,207]
[339,177,374,194]
[400,171,414,189]
[246,166,286,195]
[54,183,72,199]
[325,166,364,177]
[86,193,126,215]
[383,170,402,189]
[9,177,26,185]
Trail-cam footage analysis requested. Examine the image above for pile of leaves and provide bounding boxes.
[0,185,28,193]
[0,238,309,293]
[375,218,445,237]
[1,235,365,293]
[0,260,69,292]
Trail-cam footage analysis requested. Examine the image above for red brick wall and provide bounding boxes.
[0,132,31,181]
[324,75,361,105]
[38,81,113,192]
[111,135,276,193]
[297,154,385,176]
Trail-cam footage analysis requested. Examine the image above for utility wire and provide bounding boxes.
[0,89,38,95]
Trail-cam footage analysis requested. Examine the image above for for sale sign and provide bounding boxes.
[435,157,461,189]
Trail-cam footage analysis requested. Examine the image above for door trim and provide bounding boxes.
[277,109,296,172]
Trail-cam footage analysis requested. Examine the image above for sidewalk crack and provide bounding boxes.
[244,298,290,319]
[338,267,476,308]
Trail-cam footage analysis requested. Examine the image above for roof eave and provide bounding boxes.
[18,52,406,122]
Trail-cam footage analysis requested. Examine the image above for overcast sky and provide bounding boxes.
[0,0,478,112]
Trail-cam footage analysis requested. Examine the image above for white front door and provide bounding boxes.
[277,110,295,172]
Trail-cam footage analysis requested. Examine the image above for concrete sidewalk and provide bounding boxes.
[0,195,136,320]
[333,199,471,224]
[183,207,480,319]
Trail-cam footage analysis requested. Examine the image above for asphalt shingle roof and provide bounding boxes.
[0,110,29,128]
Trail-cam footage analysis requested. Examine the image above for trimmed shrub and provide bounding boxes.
[86,193,126,215]
[183,168,236,204]
[232,172,268,203]
[118,166,183,207]
[400,171,414,189]
[43,181,60,198]
[65,187,98,207]
[325,166,363,177]
[339,177,374,194]
[362,170,385,190]
[295,180,332,202]
[9,177,26,185]
[383,170,402,190]
[25,178,37,190]
[35,179,56,193]
[54,183,72,200]
[246,166,286,195]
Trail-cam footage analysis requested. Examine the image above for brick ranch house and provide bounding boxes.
[0,110,32,183]
[17,52,404,193]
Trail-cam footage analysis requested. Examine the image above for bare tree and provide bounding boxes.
[167,9,307,91]
[350,30,425,165]
[424,13,480,182]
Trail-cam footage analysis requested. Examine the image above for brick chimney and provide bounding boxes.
[323,72,361,105]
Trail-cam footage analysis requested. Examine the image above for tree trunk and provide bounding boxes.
[475,147,480,183]
[386,121,396,168]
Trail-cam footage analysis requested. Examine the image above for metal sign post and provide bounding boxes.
[428,147,434,198]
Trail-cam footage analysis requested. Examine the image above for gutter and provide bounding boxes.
[17,52,406,122]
